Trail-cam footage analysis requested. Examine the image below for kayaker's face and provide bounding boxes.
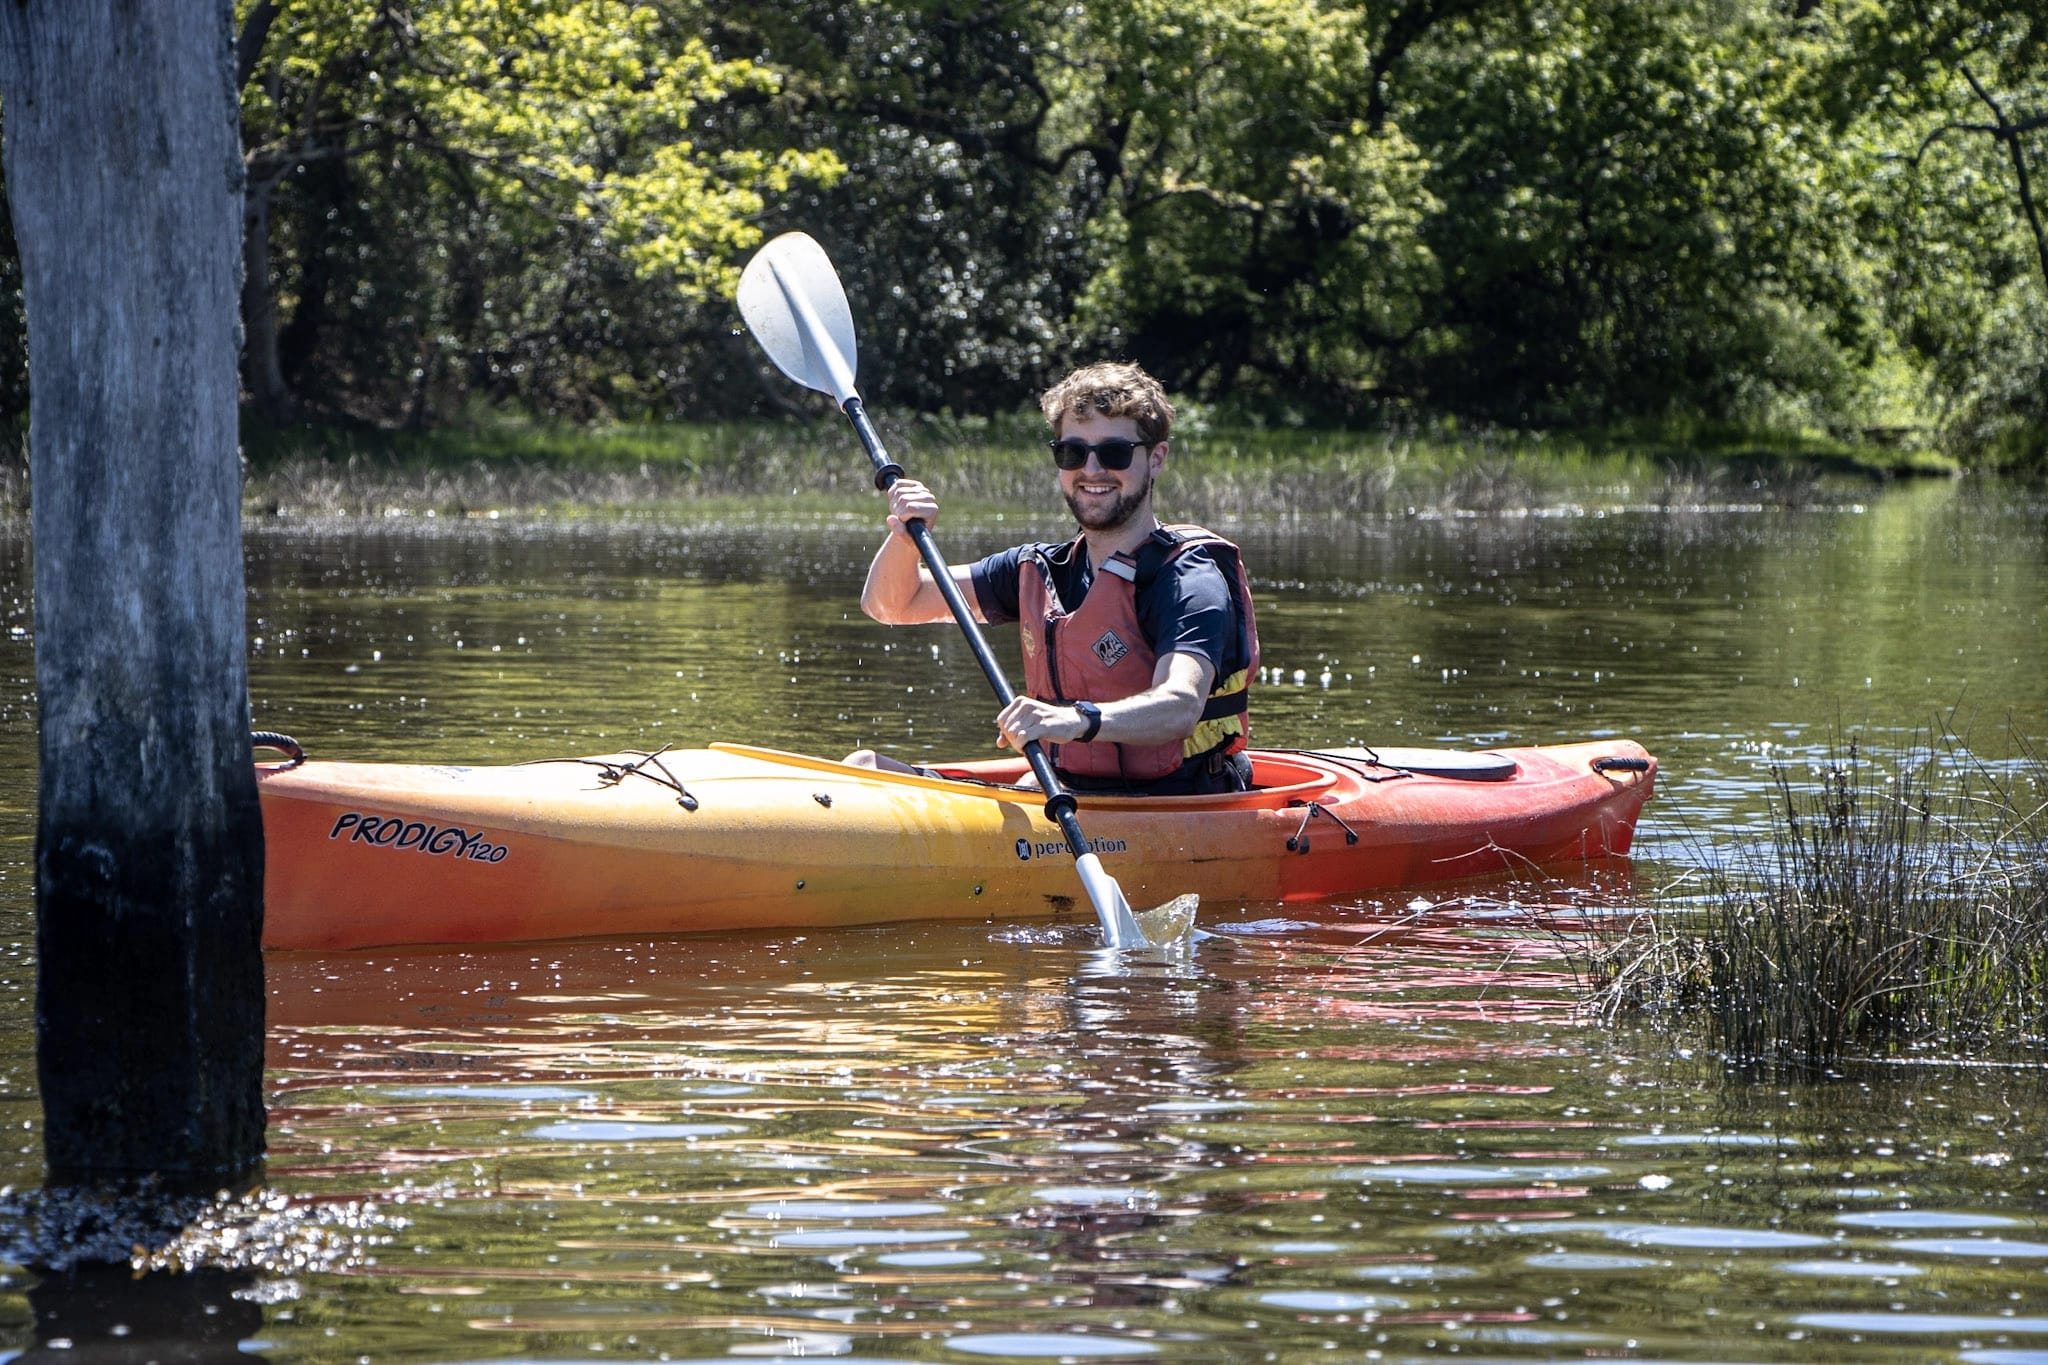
[1056,412,1164,533]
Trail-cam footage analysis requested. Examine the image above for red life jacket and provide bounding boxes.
[1018,524,1259,782]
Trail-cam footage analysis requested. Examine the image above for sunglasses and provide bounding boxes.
[1048,437,1154,471]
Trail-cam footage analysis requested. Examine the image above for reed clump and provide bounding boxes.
[1588,735,2048,1072]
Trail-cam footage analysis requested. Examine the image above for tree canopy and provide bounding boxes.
[1,0,2042,464]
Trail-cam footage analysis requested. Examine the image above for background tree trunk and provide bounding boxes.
[0,2,265,1182]
[241,174,296,425]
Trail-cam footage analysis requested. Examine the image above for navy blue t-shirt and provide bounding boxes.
[968,537,1246,680]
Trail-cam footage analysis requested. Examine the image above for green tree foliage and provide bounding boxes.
[1052,0,1439,408]
[1817,1,2046,462]
[702,0,1091,415]
[236,0,841,423]
[0,0,2040,463]
[1398,0,1867,425]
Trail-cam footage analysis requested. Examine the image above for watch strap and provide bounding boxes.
[1073,701,1102,743]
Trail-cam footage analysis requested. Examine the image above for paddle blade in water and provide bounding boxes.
[737,232,859,404]
[1074,851,1147,948]
[1134,893,1200,947]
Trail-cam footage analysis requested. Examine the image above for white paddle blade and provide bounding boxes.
[1075,852,1148,950]
[737,231,860,405]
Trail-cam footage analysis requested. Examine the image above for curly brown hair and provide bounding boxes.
[1039,361,1175,445]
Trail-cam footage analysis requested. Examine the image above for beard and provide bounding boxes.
[1063,474,1153,532]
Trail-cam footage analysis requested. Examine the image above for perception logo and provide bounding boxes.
[1015,835,1127,861]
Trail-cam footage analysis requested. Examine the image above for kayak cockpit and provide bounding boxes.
[708,741,1347,810]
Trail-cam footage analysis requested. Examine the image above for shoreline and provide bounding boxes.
[2,414,1967,522]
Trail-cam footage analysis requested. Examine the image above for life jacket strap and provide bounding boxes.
[1201,687,1250,722]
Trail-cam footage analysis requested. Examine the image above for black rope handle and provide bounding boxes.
[526,746,700,811]
[252,730,306,769]
[1592,756,1652,774]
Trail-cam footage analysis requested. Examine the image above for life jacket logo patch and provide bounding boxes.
[1091,630,1130,668]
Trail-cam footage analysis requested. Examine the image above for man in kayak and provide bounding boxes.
[853,361,1260,796]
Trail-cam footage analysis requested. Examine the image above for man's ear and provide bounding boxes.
[1149,441,1169,475]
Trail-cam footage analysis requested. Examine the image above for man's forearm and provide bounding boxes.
[1088,683,1206,745]
[1087,650,1218,744]
[860,535,927,623]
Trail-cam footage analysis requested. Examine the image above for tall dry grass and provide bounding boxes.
[0,410,1928,522]
[227,421,1884,522]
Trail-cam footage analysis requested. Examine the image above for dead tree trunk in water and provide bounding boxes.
[0,2,265,1182]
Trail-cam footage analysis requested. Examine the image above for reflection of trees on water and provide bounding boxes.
[22,1266,267,1364]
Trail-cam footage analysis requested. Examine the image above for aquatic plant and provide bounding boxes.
[1586,733,2048,1072]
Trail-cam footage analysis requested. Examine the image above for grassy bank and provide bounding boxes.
[1584,735,2048,1073]
[0,408,1967,520]
[217,408,1963,520]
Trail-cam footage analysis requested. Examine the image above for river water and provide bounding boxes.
[0,477,2044,1362]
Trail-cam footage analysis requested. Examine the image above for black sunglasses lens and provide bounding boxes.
[1049,439,1141,470]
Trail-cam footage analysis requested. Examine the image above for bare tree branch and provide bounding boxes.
[235,0,282,90]
[1961,65,2048,295]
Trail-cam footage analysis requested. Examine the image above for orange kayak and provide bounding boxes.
[256,739,1656,951]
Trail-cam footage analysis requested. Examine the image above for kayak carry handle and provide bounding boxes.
[253,730,306,769]
[1592,755,1651,774]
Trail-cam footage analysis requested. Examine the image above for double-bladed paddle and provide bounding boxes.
[737,231,1195,951]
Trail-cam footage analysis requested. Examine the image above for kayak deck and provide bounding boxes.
[257,740,1656,950]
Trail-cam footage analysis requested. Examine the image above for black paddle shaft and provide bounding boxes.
[841,396,1090,840]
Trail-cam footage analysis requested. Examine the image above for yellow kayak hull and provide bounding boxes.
[257,740,1656,950]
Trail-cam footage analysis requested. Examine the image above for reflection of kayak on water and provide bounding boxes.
[254,737,1656,951]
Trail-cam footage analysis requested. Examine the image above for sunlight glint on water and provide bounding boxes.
[0,480,2043,1360]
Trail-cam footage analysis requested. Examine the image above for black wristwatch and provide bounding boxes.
[1072,701,1103,743]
